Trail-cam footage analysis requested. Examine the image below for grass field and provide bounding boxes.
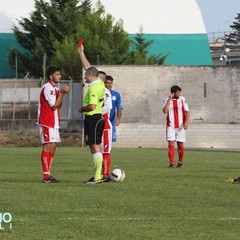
[0,147,240,240]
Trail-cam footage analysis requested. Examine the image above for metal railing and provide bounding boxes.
[0,79,81,121]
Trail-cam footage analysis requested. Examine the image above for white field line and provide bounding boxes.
[62,217,240,221]
[16,217,240,222]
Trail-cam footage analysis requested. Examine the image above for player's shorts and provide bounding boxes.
[166,126,186,142]
[112,124,117,142]
[39,126,61,144]
[84,114,105,145]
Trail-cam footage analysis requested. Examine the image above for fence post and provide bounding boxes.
[27,78,31,119]
[13,79,18,120]
[0,87,2,120]
[68,79,73,120]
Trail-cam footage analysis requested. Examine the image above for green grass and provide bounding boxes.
[0,147,240,240]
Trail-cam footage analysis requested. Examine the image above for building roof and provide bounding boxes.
[97,0,212,65]
[134,33,212,65]
[97,0,207,34]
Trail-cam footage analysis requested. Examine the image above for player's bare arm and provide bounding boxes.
[163,93,173,114]
[78,44,91,70]
[79,104,97,113]
[52,85,70,110]
[116,109,122,126]
[183,111,190,130]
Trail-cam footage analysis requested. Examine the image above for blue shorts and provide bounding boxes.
[112,124,117,142]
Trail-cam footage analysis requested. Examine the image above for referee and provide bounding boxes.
[79,67,105,184]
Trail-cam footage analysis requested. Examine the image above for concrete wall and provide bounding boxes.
[1,66,240,149]
[0,119,82,134]
[114,123,240,149]
[0,79,40,88]
[98,65,240,124]
[97,65,240,149]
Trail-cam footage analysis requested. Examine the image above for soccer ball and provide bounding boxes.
[110,168,125,182]
[121,170,126,181]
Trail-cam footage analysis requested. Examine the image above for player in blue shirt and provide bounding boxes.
[105,75,123,142]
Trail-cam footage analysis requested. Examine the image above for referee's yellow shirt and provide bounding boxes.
[83,80,105,116]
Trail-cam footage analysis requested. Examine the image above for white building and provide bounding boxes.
[96,0,212,65]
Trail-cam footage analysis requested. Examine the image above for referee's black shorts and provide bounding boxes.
[84,114,105,145]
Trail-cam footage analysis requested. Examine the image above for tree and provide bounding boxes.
[8,0,130,79]
[127,26,168,65]
[8,0,167,79]
[51,0,131,79]
[226,13,240,45]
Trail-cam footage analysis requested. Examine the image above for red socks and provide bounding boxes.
[168,145,175,165]
[178,145,184,164]
[168,145,185,165]
[48,152,54,173]
[41,151,50,179]
[102,153,111,178]
[41,151,54,179]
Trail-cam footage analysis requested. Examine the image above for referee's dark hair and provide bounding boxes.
[86,66,99,77]
[171,85,181,93]
[47,66,60,79]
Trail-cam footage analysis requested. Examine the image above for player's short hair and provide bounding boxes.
[171,85,181,93]
[106,75,114,81]
[47,66,60,79]
[86,66,99,77]
[98,71,107,81]
[98,71,106,76]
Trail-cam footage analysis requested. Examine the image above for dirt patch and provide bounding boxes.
[0,132,83,147]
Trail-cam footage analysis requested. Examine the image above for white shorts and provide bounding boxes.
[39,126,61,144]
[166,126,186,142]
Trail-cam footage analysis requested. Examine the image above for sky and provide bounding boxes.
[0,0,239,33]
[196,0,240,33]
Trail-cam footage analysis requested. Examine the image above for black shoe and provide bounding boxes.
[85,179,102,184]
[168,164,174,168]
[233,177,240,183]
[102,176,111,182]
[84,177,94,183]
[176,162,182,168]
[42,176,60,183]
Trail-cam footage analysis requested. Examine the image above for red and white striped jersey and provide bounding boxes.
[163,96,189,129]
[37,82,60,129]
[102,88,112,130]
